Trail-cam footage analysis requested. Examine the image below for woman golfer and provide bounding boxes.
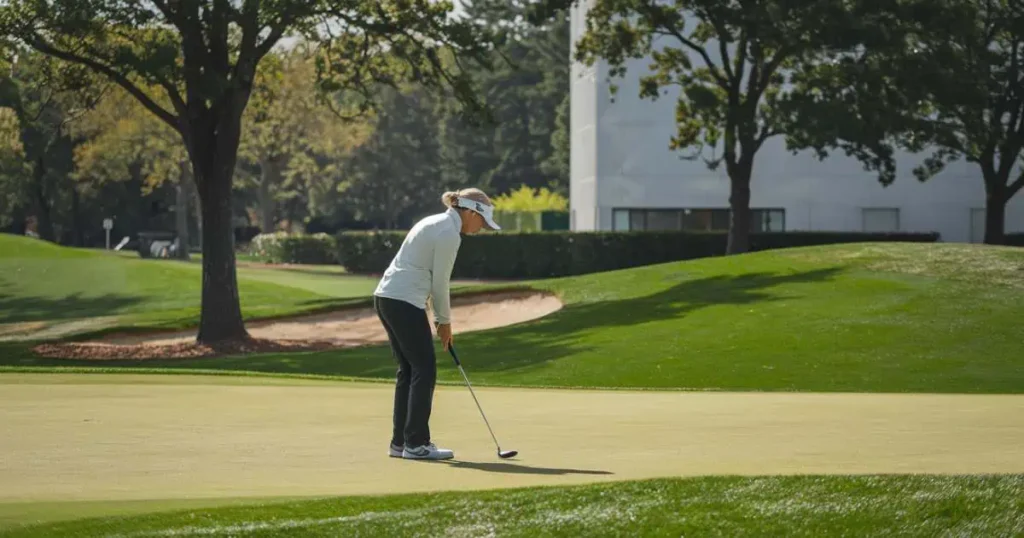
[373,188,501,460]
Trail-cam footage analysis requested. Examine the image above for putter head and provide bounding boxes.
[498,449,518,459]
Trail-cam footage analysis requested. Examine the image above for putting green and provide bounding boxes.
[2,373,1023,507]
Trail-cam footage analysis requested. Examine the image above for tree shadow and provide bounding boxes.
[0,289,144,324]
[438,460,614,476]
[2,267,843,380]
[439,266,845,373]
[202,267,844,377]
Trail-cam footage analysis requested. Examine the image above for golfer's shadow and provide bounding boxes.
[441,460,613,476]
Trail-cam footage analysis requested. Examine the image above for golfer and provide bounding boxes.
[373,188,501,460]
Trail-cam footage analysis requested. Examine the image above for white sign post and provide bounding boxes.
[103,218,113,250]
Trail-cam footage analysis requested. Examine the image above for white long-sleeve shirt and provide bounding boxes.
[374,208,462,324]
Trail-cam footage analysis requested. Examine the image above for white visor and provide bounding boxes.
[458,197,501,230]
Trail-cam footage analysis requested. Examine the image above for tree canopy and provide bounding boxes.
[547,0,882,252]
[787,0,1024,243]
[0,0,503,342]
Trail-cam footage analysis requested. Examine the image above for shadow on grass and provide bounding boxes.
[440,460,614,476]
[0,289,143,324]
[435,266,844,373]
[0,268,842,379]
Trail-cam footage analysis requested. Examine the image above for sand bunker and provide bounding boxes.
[32,291,562,360]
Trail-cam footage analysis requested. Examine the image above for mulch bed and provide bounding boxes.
[32,337,343,361]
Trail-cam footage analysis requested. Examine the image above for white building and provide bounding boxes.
[568,7,1024,243]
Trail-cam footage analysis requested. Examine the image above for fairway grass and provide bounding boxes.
[4,475,1022,537]
[0,234,379,334]
[6,241,1022,394]
[3,237,1024,536]
[0,496,310,532]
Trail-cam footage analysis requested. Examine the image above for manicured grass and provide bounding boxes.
[3,474,1021,537]
[0,497,309,531]
[0,234,379,330]
[6,242,1022,394]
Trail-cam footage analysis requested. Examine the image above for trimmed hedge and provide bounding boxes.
[336,230,941,279]
[249,232,338,264]
[1003,233,1024,247]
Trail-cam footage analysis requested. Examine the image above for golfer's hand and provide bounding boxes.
[436,323,453,350]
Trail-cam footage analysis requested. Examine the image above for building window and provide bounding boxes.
[611,208,785,232]
[612,209,629,231]
[646,210,682,230]
[970,208,985,243]
[756,208,786,232]
[630,210,646,231]
[861,208,900,232]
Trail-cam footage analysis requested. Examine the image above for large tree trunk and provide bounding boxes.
[188,106,249,344]
[32,156,55,242]
[194,161,246,342]
[174,161,191,261]
[726,158,753,255]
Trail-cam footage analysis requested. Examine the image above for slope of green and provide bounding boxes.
[0,234,379,328]
[4,475,1021,537]
[3,240,1022,393]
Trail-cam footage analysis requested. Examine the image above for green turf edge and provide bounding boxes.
[0,365,747,392]
[0,367,392,385]
[0,367,977,395]
[0,496,320,532]
[3,474,1022,537]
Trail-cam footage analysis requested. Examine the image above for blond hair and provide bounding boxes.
[442,187,491,209]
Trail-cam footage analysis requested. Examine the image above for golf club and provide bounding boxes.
[447,343,518,459]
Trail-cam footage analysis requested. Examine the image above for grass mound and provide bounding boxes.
[0,234,379,332]
[4,474,1022,537]
[3,241,1022,393]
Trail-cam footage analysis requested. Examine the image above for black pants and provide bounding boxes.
[374,295,437,448]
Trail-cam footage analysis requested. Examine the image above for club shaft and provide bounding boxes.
[456,364,502,450]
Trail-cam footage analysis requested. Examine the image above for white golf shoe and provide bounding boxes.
[388,443,404,458]
[402,443,455,460]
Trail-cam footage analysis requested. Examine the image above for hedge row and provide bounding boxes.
[334,230,941,279]
[248,232,338,264]
[1004,233,1024,247]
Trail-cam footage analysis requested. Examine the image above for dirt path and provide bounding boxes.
[103,291,560,347]
[2,374,1022,504]
[31,291,562,360]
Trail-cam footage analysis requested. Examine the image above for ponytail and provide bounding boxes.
[441,191,461,208]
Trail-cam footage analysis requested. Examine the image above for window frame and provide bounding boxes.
[610,207,787,232]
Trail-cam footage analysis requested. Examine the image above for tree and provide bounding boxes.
[469,0,570,194]
[436,93,500,192]
[787,0,1024,244]
[71,85,195,258]
[540,92,570,195]
[341,87,444,229]
[0,50,101,244]
[432,1,569,196]
[0,105,29,233]
[281,106,372,230]
[492,184,568,211]
[1,1,498,343]
[239,49,321,233]
[538,0,886,253]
